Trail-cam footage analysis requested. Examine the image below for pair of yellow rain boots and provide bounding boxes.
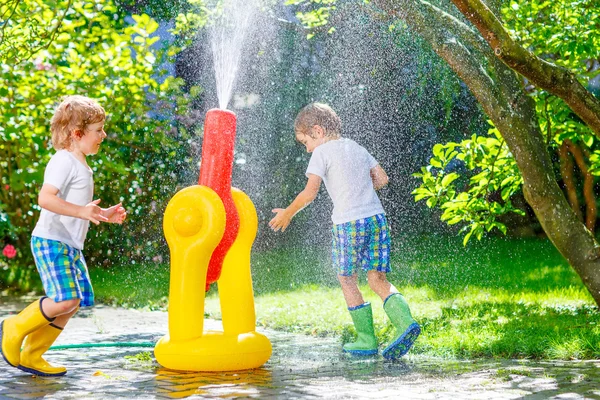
[0,297,67,376]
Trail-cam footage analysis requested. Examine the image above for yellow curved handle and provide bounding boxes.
[218,187,259,335]
[163,185,226,342]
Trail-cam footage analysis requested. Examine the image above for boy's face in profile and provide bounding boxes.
[75,121,107,156]
[295,125,324,153]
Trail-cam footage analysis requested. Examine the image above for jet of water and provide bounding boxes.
[209,0,257,110]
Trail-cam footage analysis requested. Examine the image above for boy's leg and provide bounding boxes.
[40,298,81,318]
[333,220,378,355]
[19,239,88,377]
[19,304,79,376]
[366,270,398,301]
[338,274,365,308]
[338,274,378,355]
[368,271,420,360]
[365,215,420,359]
[15,237,93,375]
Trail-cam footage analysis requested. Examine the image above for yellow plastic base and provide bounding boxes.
[154,330,272,372]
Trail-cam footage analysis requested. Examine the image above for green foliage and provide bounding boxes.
[0,0,198,288]
[412,124,524,245]
[414,0,600,242]
[0,0,73,63]
[284,0,337,39]
[388,21,469,131]
[114,0,191,21]
[172,0,210,45]
[124,351,154,364]
[504,0,599,151]
[505,0,600,74]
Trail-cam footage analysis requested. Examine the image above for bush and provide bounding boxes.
[0,0,200,289]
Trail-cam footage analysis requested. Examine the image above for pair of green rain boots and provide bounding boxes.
[0,297,67,376]
[343,293,420,359]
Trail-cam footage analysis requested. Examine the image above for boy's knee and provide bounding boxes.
[54,299,80,315]
[65,299,81,311]
[367,271,388,287]
[337,274,358,287]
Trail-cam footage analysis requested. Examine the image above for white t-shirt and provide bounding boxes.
[32,150,94,250]
[306,138,385,225]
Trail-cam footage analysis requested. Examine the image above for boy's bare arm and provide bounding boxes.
[38,184,109,225]
[269,174,322,232]
[371,165,389,190]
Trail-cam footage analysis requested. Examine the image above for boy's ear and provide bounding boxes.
[72,129,84,139]
[312,125,325,138]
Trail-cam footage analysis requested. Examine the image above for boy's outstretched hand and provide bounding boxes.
[269,175,321,232]
[101,202,127,224]
[269,208,292,232]
[81,199,109,225]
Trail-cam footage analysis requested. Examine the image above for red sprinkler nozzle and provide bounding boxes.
[198,109,240,291]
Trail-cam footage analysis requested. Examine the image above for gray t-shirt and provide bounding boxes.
[306,138,385,225]
[32,150,93,249]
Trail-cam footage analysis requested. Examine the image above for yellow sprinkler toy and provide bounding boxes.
[154,109,272,371]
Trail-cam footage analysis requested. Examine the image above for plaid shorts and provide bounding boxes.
[31,236,94,307]
[331,214,391,276]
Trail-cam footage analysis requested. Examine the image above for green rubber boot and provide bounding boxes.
[343,303,378,356]
[382,293,420,360]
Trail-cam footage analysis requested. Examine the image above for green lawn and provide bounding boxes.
[91,234,600,360]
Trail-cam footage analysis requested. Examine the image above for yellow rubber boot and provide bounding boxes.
[19,323,66,376]
[0,297,54,368]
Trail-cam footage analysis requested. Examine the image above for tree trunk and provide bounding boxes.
[372,0,600,305]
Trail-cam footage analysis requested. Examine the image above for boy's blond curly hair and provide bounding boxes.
[50,95,106,150]
[294,102,342,138]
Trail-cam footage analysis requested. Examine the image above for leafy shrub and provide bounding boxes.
[0,0,200,289]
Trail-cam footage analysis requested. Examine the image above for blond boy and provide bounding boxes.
[270,102,420,359]
[0,95,126,376]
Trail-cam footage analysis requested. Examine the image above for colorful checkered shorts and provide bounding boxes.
[31,236,94,307]
[331,214,391,276]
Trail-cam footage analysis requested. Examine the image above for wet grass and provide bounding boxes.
[91,234,600,360]
[91,263,170,310]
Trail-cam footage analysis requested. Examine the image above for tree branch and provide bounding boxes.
[566,139,597,232]
[558,141,582,221]
[449,0,600,137]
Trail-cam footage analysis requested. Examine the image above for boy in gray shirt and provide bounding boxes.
[270,102,420,359]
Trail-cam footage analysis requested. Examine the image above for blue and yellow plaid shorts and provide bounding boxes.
[331,214,391,276]
[31,236,94,307]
